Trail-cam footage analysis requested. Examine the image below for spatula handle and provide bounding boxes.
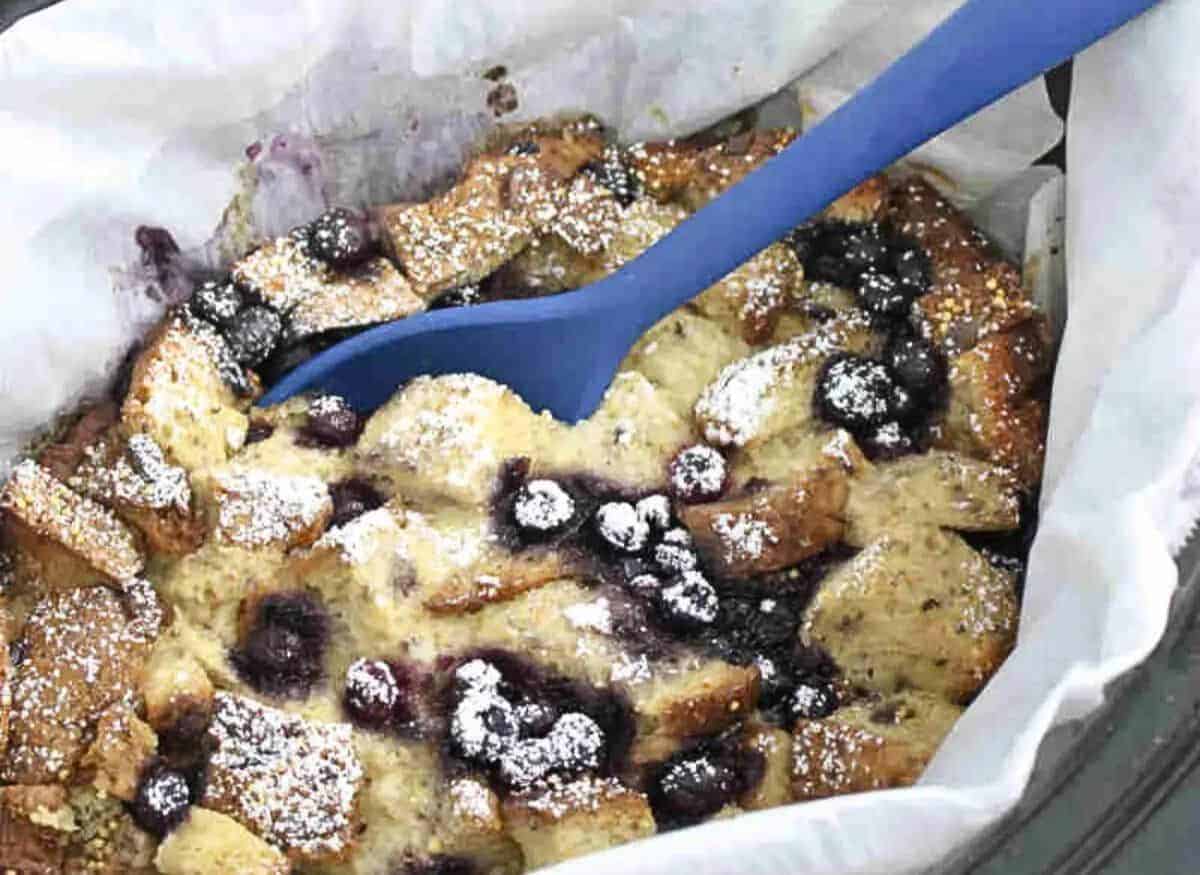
[604,0,1158,333]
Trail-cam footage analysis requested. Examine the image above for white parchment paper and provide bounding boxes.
[0,0,1194,872]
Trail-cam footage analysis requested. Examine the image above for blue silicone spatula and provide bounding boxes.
[261,0,1157,418]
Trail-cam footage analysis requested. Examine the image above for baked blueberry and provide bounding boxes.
[843,226,892,275]
[668,444,727,504]
[653,540,698,573]
[328,477,385,528]
[232,591,329,698]
[814,354,898,431]
[657,571,719,631]
[130,763,192,837]
[656,754,738,825]
[244,422,275,445]
[189,279,245,327]
[791,681,839,719]
[428,284,483,309]
[308,207,372,268]
[857,271,912,322]
[506,140,540,156]
[395,855,478,875]
[860,421,916,460]
[807,253,859,288]
[224,305,283,367]
[512,479,576,536]
[344,658,426,736]
[626,571,663,600]
[635,494,673,531]
[301,394,362,448]
[892,244,932,295]
[788,223,823,266]
[582,148,639,207]
[889,384,918,426]
[886,335,946,399]
[343,659,399,729]
[594,502,651,553]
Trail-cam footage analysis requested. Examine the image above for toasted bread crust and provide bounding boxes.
[936,318,1051,489]
[679,467,848,578]
[791,692,961,800]
[886,177,1034,356]
[2,584,158,784]
[502,777,655,870]
[1,460,144,586]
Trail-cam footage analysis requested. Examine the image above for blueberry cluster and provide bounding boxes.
[591,495,723,635]
[442,650,633,789]
[789,220,931,323]
[230,591,330,699]
[700,561,843,726]
[498,467,845,728]
[813,336,947,460]
[186,208,374,390]
[188,278,284,377]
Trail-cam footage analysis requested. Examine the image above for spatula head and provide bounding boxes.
[259,293,632,422]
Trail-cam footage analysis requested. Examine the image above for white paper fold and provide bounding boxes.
[0,0,1193,872]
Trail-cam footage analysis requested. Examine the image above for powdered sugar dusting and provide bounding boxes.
[564,597,613,634]
[695,313,870,447]
[203,692,362,858]
[594,502,650,552]
[711,512,779,563]
[520,775,635,821]
[213,467,331,547]
[313,506,398,565]
[448,778,494,822]
[514,479,575,532]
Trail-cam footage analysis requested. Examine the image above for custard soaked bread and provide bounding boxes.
[0,122,1047,873]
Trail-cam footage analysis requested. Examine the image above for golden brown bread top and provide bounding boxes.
[0,783,71,874]
[155,808,291,875]
[120,318,253,471]
[626,129,796,209]
[692,242,802,344]
[209,466,332,550]
[376,126,604,298]
[803,529,1017,702]
[78,703,158,801]
[1,459,144,585]
[844,450,1021,546]
[679,467,848,578]
[232,233,420,330]
[201,692,363,864]
[936,317,1051,489]
[71,433,206,557]
[887,177,1034,357]
[791,691,962,800]
[424,549,575,615]
[2,581,160,784]
[502,775,656,870]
